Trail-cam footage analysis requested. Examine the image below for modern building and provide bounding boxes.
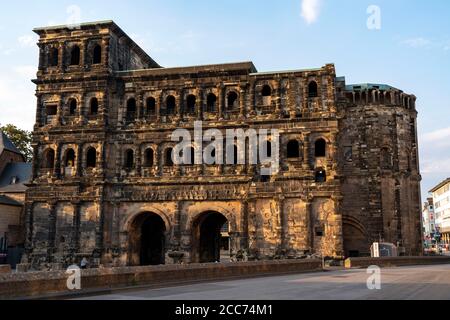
[430,178,450,246]
[422,198,436,246]
[24,21,422,269]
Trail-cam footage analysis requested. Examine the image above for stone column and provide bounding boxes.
[277,196,288,252]
[79,94,86,124]
[332,195,344,258]
[197,88,203,120]
[71,201,81,260]
[217,85,224,120]
[302,134,311,170]
[31,143,40,181]
[53,143,62,179]
[239,84,247,119]
[94,200,105,261]
[24,203,34,254]
[240,200,249,255]
[47,201,57,262]
[135,145,142,177]
[305,199,314,254]
[76,144,83,177]
[35,95,43,128]
[156,92,162,121]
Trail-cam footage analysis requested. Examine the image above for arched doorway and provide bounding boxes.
[192,212,229,263]
[343,217,371,258]
[129,213,166,266]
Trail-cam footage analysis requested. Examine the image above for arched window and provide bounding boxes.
[69,99,77,116]
[287,140,300,158]
[227,92,239,110]
[90,98,99,115]
[86,148,97,168]
[65,149,76,167]
[126,98,137,122]
[186,95,196,114]
[315,139,326,158]
[308,81,318,98]
[166,95,176,115]
[315,169,327,183]
[144,148,154,167]
[262,85,272,97]
[42,149,55,169]
[165,148,174,166]
[125,149,134,169]
[206,93,217,112]
[92,45,102,64]
[262,85,272,106]
[70,46,80,66]
[187,147,196,165]
[146,97,156,116]
[49,48,59,67]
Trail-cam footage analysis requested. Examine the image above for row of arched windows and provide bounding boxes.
[346,90,414,108]
[66,97,99,116]
[48,44,102,68]
[124,82,318,121]
[41,147,97,170]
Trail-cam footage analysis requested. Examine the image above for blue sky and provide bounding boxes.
[0,0,449,200]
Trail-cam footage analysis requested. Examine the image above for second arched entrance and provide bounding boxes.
[129,212,167,266]
[192,211,229,263]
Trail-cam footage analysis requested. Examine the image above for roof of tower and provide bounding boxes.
[345,83,400,92]
[33,20,161,68]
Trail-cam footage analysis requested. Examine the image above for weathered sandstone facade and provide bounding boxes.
[24,21,422,269]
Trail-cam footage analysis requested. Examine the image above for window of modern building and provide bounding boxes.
[315,169,327,183]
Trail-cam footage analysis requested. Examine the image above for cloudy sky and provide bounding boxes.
[0,0,449,200]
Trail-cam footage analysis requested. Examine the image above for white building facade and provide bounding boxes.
[430,179,450,246]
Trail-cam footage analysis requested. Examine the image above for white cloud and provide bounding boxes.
[422,127,450,146]
[301,0,322,25]
[401,37,431,48]
[18,34,37,48]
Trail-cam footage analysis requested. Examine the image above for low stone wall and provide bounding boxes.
[345,256,450,269]
[0,259,322,299]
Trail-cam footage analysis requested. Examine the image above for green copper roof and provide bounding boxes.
[346,83,399,91]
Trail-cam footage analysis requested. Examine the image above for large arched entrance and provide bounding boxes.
[129,213,166,266]
[192,212,229,263]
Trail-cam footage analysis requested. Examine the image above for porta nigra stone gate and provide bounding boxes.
[24,21,423,269]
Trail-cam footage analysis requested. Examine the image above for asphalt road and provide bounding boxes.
[78,264,450,300]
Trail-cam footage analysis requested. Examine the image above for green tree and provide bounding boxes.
[0,124,33,162]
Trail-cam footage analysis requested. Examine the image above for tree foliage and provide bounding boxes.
[0,124,33,162]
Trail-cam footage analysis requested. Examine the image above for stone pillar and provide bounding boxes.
[332,195,344,258]
[277,196,288,252]
[38,44,45,71]
[239,84,247,119]
[24,203,34,254]
[71,201,81,260]
[303,134,311,170]
[217,85,224,120]
[305,199,314,253]
[31,143,40,180]
[76,144,83,177]
[240,200,249,255]
[197,88,203,120]
[47,201,57,262]
[136,92,143,121]
[135,145,142,177]
[156,93,162,121]
[79,94,86,124]
[275,83,282,118]
[35,95,43,128]
[94,201,105,261]
[53,143,62,178]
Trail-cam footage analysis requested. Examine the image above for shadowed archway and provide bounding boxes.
[129,212,167,266]
[192,211,229,263]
